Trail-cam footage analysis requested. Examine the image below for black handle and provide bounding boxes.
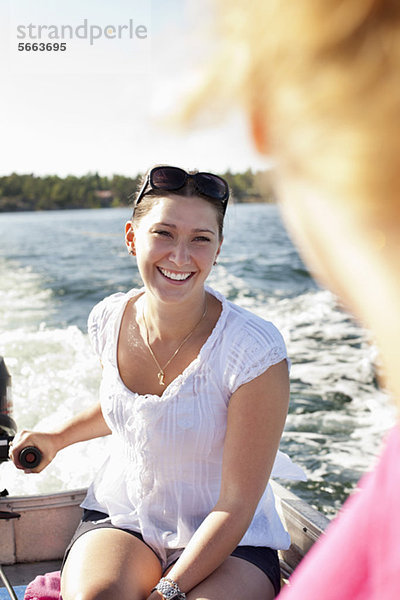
[19,446,42,469]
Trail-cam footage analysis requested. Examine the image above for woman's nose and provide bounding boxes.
[169,241,190,266]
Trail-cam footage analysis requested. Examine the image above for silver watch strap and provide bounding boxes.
[152,576,186,599]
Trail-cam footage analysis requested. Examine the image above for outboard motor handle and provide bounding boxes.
[1,357,43,469]
[19,446,42,469]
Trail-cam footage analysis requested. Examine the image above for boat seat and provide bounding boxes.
[23,571,61,600]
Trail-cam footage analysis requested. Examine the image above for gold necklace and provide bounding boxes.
[142,300,208,386]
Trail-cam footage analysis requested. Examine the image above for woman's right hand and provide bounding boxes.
[9,403,111,474]
[10,429,60,473]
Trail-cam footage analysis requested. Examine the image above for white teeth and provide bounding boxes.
[159,268,192,281]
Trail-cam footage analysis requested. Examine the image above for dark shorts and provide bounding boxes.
[62,509,281,596]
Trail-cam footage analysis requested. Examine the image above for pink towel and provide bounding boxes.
[24,570,61,600]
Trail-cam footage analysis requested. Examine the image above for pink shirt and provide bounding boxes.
[279,425,400,600]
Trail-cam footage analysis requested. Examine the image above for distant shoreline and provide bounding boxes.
[0,197,274,214]
[0,170,276,213]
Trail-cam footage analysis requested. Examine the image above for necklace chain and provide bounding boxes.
[142,300,208,386]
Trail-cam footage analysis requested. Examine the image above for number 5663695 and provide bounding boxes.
[18,42,67,51]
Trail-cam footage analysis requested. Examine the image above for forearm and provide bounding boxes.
[11,402,111,472]
[51,402,111,452]
[167,500,254,594]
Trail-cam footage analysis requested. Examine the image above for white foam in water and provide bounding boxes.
[0,260,54,331]
[0,259,106,496]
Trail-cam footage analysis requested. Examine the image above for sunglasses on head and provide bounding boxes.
[132,166,230,215]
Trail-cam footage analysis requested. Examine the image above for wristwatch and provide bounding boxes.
[152,577,186,599]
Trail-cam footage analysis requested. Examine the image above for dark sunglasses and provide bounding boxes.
[132,166,230,214]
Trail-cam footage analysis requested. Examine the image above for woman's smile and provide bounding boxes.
[157,267,195,282]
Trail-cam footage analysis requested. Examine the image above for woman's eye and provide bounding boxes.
[194,236,211,242]
[153,230,172,237]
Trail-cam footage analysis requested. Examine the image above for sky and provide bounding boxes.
[1,0,269,178]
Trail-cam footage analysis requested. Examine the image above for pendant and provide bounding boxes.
[158,371,166,386]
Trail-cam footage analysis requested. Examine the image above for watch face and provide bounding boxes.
[155,578,185,599]
[156,582,178,599]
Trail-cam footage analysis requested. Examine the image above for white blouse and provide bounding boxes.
[82,286,306,568]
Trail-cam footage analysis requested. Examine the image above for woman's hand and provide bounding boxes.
[9,402,111,474]
[10,429,60,473]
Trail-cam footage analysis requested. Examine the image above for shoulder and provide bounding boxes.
[213,292,289,394]
[87,288,140,356]
[88,291,127,329]
[207,286,287,351]
[226,300,286,348]
[208,283,286,351]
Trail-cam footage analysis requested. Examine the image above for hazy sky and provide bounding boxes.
[1,0,268,178]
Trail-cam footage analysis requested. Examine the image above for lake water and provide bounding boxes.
[0,204,395,516]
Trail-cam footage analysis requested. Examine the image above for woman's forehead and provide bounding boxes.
[140,194,219,225]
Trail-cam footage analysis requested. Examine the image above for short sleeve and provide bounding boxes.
[87,292,126,359]
[224,316,290,395]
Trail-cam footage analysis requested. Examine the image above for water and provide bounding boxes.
[0,205,395,516]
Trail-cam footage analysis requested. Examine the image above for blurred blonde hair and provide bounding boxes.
[186,0,400,225]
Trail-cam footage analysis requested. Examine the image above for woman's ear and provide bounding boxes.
[215,237,223,263]
[125,221,136,255]
[250,110,269,155]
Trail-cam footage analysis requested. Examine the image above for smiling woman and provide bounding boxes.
[10,165,306,600]
[125,194,221,311]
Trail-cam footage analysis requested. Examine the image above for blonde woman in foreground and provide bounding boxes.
[189,1,400,598]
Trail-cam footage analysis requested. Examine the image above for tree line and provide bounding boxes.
[0,170,276,213]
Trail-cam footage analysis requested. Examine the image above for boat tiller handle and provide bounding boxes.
[19,446,42,469]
